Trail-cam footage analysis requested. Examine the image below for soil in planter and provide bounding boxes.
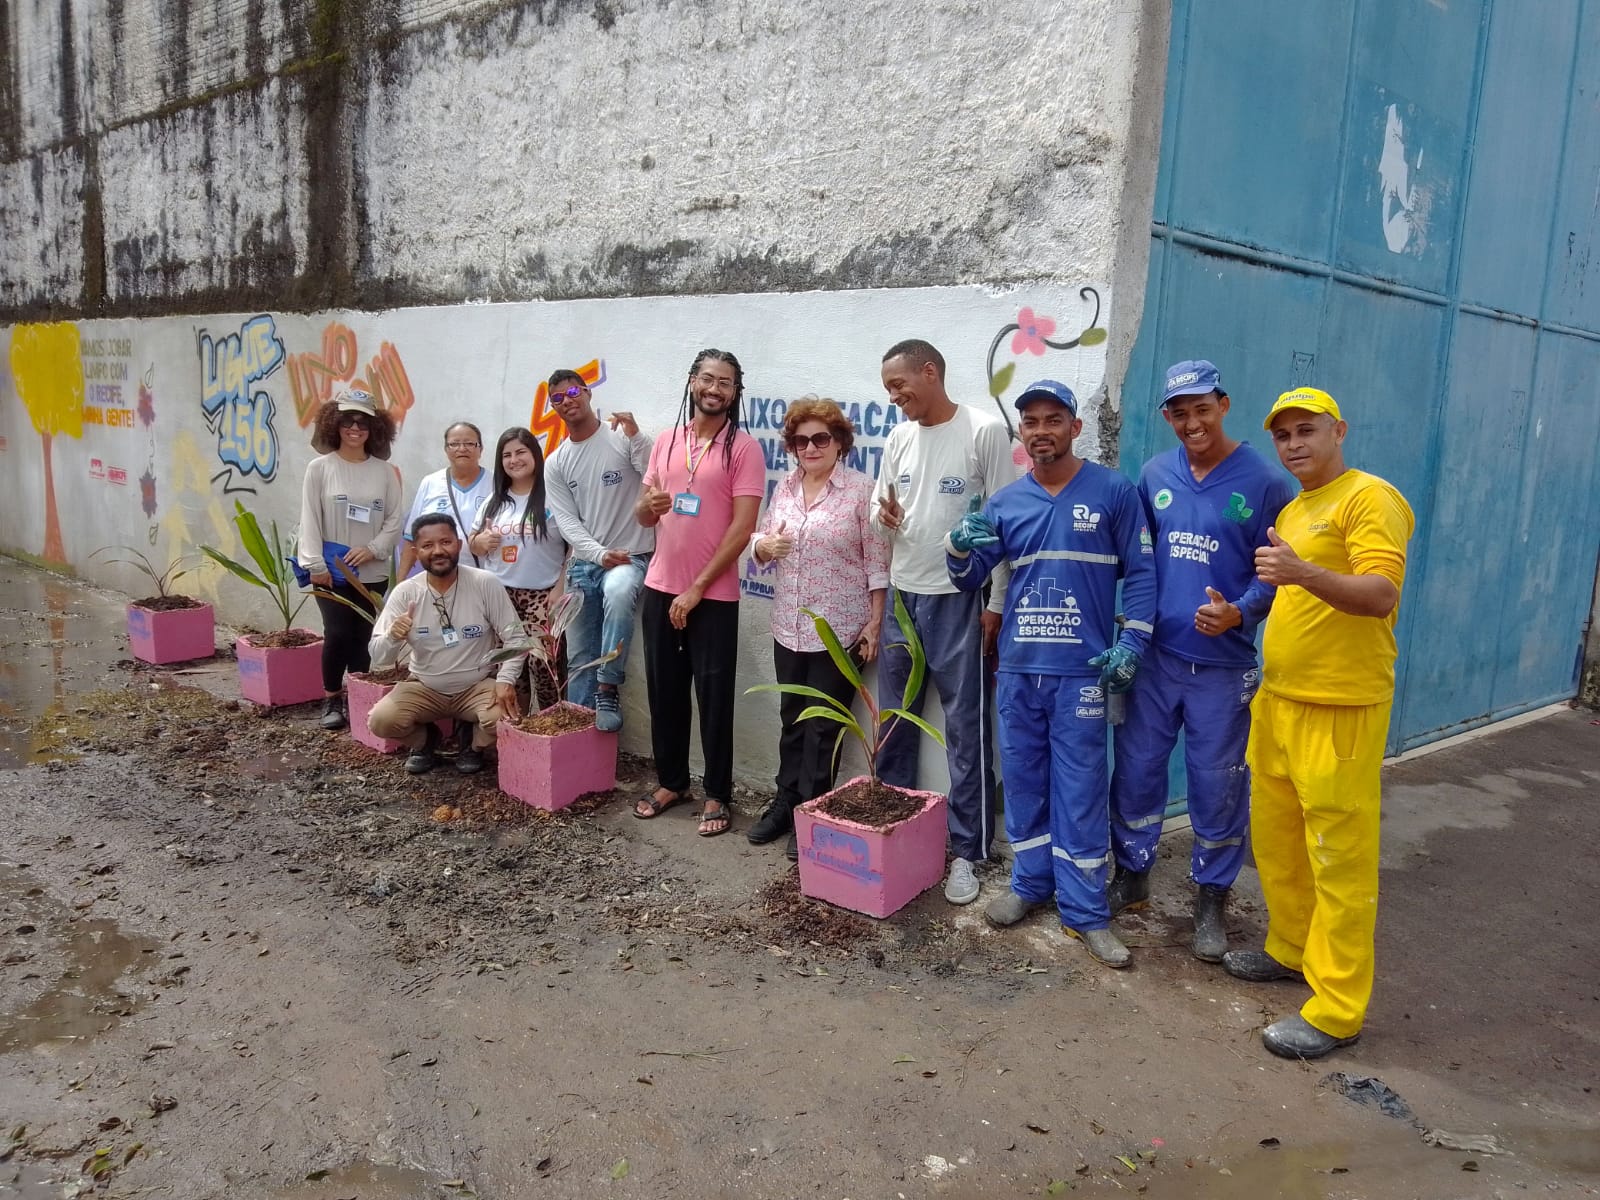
[351,667,410,685]
[513,704,596,737]
[758,873,880,950]
[133,594,205,612]
[244,629,321,649]
[813,777,925,826]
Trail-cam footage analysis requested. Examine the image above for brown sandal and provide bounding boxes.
[696,801,732,838]
[634,790,692,820]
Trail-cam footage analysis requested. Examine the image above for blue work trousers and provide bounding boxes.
[1110,645,1257,890]
[996,672,1112,931]
[876,589,996,863]
[564,555,649,706]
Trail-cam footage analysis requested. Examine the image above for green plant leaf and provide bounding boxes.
[198,545,270,592]
[881,708,946,748]
[309,587,379,621]
[795,704,859,731]
[801,608,865,693]
[893,590,927,714]
[989,362,1016,398]
[547,591,585,641]
[233,502,275,579]
[1079,326,1108,347]
[745,683,853,718]
[610,1158,629,1180]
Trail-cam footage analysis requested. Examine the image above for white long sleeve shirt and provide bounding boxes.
[368,566,525,693]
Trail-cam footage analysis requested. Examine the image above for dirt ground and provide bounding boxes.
[0,559,1596,1199]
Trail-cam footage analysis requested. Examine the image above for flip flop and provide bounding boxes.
[634,790,692,820]
[696,801,732,838]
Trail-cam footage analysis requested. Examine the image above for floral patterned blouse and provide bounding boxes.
[751,464,890,653]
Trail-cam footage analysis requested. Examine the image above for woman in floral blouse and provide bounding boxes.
[747,396,889,859]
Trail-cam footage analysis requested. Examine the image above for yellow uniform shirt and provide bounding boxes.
[1261,469,1415,706]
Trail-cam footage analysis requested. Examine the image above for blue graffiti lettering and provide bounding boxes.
[198,314,286,488]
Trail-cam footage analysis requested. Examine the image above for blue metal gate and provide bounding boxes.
[1126,0,1600,754]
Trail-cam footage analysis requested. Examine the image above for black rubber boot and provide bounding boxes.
[784,832,798,862]
[747,799,795,846]
[319,694,348,730]
[1192,887,1228,962]
[1106,868,1151,917]
[406,725,441,775]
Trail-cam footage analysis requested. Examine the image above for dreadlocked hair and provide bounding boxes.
[476,426,548,542]
[666,348,745,469]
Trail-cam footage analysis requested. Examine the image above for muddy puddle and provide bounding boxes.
[270,1159,448,1199]
[0,864,160,1056]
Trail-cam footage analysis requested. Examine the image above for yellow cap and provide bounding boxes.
[1263,387,1342,430]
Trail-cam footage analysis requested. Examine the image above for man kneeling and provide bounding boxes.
[367,513,527,774]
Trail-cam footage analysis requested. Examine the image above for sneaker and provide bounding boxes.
[319,694,348,730]
[984,890,1043,927]
[944,857,980,905]
[1065,925,1132,969]
[594,688,623,733]
[1262,1013,1359,1060]
[406,726,441,775]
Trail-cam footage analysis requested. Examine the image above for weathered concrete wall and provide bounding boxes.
[2,0,1155,318]
[0,282,1113,789]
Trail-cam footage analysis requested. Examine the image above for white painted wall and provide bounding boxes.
[0,282,1110,791]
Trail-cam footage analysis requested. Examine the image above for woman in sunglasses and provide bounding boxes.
[469,427,570,712]
[746,396,889,859]
[299,388,403,729]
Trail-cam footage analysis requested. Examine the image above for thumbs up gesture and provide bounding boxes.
[947,494,999,555]
[390,600,418,642]
[1194,585,1242,636]
[759,520,795,562]
[1253,525,1305,587]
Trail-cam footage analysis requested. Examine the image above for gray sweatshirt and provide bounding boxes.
[298,453,404,583]
[545,425,656,563]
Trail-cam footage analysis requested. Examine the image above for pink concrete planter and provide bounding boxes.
[235,631,324,707]
[347,675,403,753]
[497,704,618,811]
[126,601,215,665]
[794,777,948,919]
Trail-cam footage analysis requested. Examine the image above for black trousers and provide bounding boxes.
[314,580,387,694]
[773,641,860,809]
[641,587,739,803]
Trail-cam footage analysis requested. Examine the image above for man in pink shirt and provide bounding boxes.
[631,349,765,837]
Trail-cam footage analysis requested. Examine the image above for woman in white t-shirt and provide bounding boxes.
[469,427,569,710]
[398,421,494,576]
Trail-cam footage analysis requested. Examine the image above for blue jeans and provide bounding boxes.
[564,555,649,706]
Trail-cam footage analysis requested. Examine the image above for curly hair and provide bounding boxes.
[313,398,397,460]
[782,395,855,458]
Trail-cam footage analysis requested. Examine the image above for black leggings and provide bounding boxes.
[314,580,387,693]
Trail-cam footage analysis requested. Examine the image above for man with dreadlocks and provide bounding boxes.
[631,349,765,837]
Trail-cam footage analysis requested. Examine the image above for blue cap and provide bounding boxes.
[1161,359,1223,405]
[1014,379,1078,415]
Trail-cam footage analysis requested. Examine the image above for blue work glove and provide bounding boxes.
[1088,644,1140,694]
[947,495,999,554]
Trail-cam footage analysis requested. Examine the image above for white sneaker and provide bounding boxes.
[944,857,980,905]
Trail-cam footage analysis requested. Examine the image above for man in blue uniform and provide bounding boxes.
[1107,360,1295,960]
[946,380,1157,968]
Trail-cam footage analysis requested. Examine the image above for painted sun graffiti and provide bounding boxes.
[528,359,606,458]
[985,286,1107,441]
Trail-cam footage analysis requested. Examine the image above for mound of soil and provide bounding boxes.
[758,872,880,950]
[514,702,595,736]
[813,778,925,826]
[243,629,320,649]
[132,594,205,611]
[351,667,410,684]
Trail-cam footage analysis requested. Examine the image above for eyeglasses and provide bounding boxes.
[786,431,836,451]
[445,441,481,450]
[338,413,372,429]
[550,385,586,401]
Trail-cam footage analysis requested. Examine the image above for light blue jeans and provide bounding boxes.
[564,554,649,705]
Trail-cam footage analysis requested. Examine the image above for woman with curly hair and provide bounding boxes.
[469,427,569,713]
[299,388,403,729]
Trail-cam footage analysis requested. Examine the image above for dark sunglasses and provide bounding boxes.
[338,413,372,428]
[550,384,586,401]
[786,431,836,451]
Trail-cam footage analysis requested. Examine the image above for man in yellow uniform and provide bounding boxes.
[1222,388,1414,1060]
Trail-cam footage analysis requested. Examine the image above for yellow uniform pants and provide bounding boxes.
[1246,691,1390,1039]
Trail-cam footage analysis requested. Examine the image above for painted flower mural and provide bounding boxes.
[986,288,1107,441]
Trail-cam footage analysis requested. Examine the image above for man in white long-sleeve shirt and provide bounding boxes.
[871,338,1017,906]
[367,514,527,775]
[543,368,654,731]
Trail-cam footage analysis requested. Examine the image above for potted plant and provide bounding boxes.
[490,592,621,811]
[200,501,325,708]
[747,593,949,918]
[92,547,215,665]
[346,665,411,753]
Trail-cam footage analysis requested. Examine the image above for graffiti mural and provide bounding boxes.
[9,322,85,563]
[197,314,286,493]
[157,429,240,605]
[527,358,606,458]
[286,321,416,431]
[80,335,139,429]
[985,287,1107,446]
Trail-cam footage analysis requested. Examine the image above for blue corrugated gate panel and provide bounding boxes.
[1129,0,1600,775]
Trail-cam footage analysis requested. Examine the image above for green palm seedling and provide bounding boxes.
[489,590,620,713]
[746,590,945,786]
[199,500,312,636]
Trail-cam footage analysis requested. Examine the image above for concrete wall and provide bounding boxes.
[0,0,1168,788]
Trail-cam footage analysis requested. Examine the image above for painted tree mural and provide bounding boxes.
[9,323,85,563]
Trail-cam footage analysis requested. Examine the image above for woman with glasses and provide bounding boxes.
[299,388,403,729]
[398,422,493,577]
[469,427,569,713]
[746,396,889,859]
